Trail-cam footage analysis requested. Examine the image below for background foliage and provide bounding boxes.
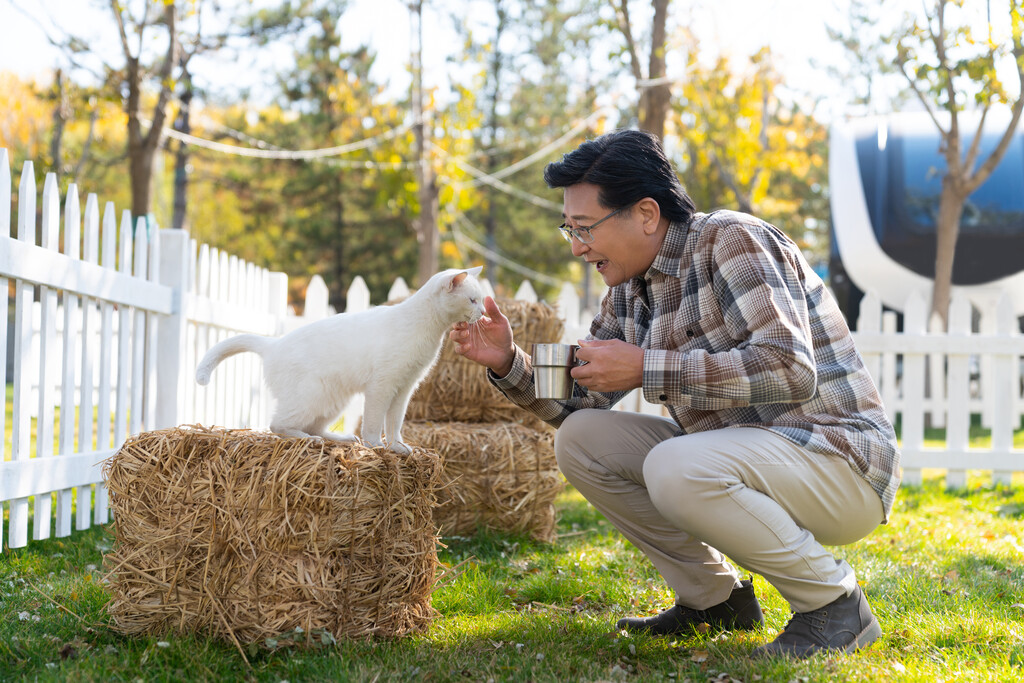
[0,0,844,308]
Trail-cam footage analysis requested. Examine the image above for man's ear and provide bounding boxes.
[638,197,661,235]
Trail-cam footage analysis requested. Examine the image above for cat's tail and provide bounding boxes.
[195,334,273,385]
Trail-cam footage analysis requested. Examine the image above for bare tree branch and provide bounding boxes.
[612,0,645,83]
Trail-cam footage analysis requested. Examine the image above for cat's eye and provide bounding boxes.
[469,298,478,304]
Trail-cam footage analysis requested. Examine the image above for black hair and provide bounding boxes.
[543,129,696,224]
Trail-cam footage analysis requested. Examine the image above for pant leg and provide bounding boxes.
[643,426,885,613]
[555,409,741,610]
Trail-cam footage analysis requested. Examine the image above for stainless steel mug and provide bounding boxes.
[532,343,581,399]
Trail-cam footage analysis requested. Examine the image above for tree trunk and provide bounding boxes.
[115,1,178,228]
[49,70,69,175]
[410,0,438,286]
[931,182,966,328]
[172,79,192,232]
[641,0,671,139]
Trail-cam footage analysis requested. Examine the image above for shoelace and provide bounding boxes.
[785,608,829,632]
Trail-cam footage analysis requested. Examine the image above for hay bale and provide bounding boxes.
[102,425,443,644]
[402,421,564,543]
[406,298,563,429]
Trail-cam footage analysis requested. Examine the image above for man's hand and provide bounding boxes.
[571,338,644,393]
[450,296,516,377]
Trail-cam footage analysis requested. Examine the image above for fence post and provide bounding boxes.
[155,229,191,429]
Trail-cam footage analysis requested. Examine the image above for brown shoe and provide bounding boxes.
[616,580,764,636]
[751,585,882,658]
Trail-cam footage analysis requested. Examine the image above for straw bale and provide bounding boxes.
[402,421,564,543]
[406,298,563,429]
[102,425,443,644]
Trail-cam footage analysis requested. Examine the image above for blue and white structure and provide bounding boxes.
[828,111,1024,327]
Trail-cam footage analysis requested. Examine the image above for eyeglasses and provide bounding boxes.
[557,201,637,244]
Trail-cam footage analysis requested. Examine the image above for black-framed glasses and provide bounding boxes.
[557,201,637,244]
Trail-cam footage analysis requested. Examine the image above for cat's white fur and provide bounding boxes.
[195,266,486,453]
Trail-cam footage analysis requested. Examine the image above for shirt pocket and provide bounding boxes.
[669,317,734,353]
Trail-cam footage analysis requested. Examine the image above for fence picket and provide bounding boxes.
[57,183,82,538]
[899,291,928,487]
[387,276,410,303]
[856,291,882,387]
[945,294,972,489]
[993,293,1017,485]
[880,310,899,426]
[131,220,148,435]
[94,202,117,525]
[9,161,36,549]
[0,149,7,551]
[927,312,946,429]
[114,211,133,452]
[77,193,100,531]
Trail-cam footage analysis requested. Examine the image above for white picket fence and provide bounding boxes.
[852,289,1024,487]
[0,149,612,552]
[2,149,1023,552]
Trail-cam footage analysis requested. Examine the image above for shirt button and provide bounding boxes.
[686,330,694,337]
[659,394,667,401]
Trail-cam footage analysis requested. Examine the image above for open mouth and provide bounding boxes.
[590,259,608,271]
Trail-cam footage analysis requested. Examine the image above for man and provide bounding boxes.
[449,129,900,658]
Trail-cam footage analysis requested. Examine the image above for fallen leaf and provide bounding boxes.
[690,649,709,663]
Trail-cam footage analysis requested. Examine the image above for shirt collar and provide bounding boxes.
[646,217,693,280]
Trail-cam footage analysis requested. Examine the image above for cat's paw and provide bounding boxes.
[388,441,413,455]
[321,432,358,444]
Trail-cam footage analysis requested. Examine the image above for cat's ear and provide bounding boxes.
[466,265,483,278]
[448,271,468,291]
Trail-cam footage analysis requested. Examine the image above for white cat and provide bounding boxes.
[195,266,487,453]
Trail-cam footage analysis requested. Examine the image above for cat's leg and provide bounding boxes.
[269,423,319,440]
[270,406,354,443]
[359,387,394,450]
[310,395,360,443]
[317,431,359,444]
[383,387,417,454]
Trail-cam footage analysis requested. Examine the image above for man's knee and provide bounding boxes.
[644,438,726,522]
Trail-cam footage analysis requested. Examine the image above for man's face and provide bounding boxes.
[561,183,662,288]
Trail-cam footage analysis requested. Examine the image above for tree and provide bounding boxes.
[674,43,830,266]
[409,0,440,287]
[611,0,672,139]
[110,0,179,225]
[824,0,909,115]
[443,0,606,299]
[892,0,1024,325]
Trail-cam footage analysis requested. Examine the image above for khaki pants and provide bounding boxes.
[554,409,884,613]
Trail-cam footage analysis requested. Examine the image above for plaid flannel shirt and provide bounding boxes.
[490,210,901,518]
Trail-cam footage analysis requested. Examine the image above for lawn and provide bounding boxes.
[2,471,1023,682]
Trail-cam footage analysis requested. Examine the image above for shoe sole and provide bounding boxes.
[750,617,883,659]
[842,616,883,653]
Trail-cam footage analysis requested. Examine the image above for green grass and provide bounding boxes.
[3,476,1024,682]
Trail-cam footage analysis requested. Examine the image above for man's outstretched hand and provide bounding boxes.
[450,296,516,377]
